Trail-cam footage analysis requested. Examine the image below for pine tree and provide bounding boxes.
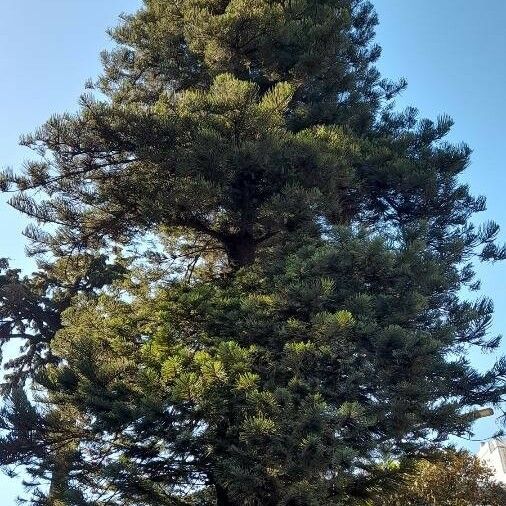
[0,256,125,504]
[1,1,506,505]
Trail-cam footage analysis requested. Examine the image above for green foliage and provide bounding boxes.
[371,449,506,506]
[1,1,505,505]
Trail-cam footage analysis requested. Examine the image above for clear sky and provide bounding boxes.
[374,0,506,450]
[0,0,505,502]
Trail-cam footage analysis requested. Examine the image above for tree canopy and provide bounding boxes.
[373,449,506,506]
[1,1,505,505]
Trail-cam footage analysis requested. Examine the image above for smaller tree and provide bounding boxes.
[373,449,506,506]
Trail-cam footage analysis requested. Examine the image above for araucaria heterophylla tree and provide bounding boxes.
[1,1,505,505]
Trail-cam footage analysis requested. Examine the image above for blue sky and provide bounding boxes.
[374,0,506,449]
[0,0,505,502]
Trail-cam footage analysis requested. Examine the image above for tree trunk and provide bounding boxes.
[215,484,237,506]
[47,455,71,505]
[224,233,257,268]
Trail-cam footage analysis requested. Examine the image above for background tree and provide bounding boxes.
[372,449,506,506]
[0,255,125,504]
[1,0,506,505]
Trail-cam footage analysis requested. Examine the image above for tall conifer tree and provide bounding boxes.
[1,1,506,504]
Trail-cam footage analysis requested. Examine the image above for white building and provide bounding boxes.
[478,438,506,484]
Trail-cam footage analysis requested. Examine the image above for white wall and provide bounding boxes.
[478,439,506,484]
